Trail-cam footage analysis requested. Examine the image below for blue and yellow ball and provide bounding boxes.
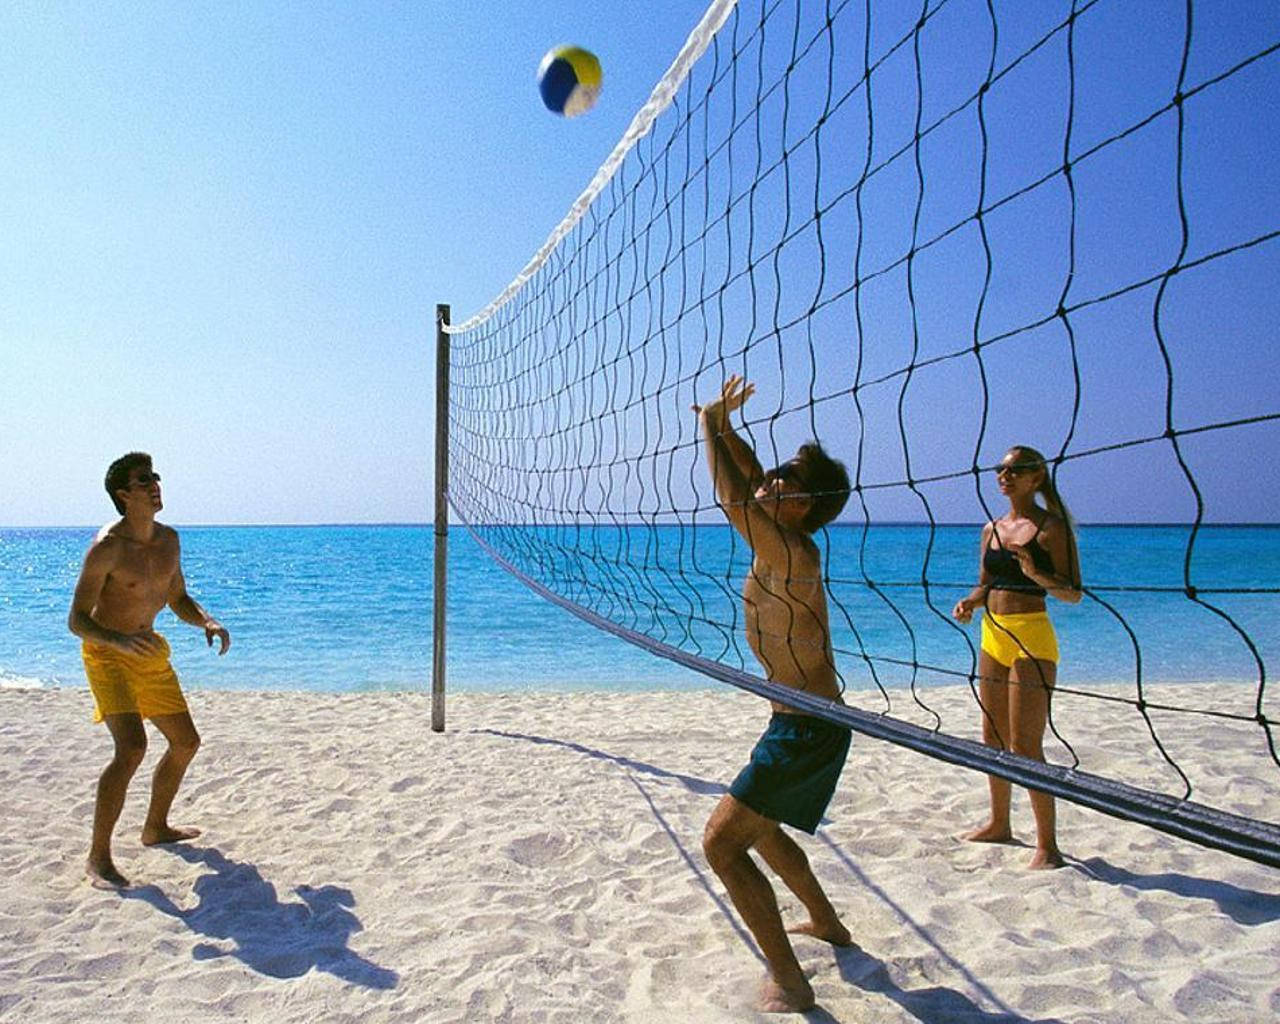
[537,45,602,118]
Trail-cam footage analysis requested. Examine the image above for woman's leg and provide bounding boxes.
[1008,657,1064,868]
[966,651,1014,842]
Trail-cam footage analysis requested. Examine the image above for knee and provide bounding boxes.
[113,740,147,773]
[1008,733,1044,760]
[702,824,724,866]
[702,824,741,873]
[170,729,201,761]
[757,827,803,868]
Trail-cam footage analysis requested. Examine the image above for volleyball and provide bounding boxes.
[537,45,602,117]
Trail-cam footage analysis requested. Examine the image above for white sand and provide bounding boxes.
[1,683,1277,1023]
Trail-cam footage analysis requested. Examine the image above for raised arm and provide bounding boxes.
[166,539,231,654]
[696,375,765,540]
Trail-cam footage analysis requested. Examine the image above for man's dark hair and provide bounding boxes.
[795,441,850,532]
[105,452,152,514]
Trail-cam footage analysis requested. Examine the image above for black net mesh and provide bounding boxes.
[443,0,1280,865]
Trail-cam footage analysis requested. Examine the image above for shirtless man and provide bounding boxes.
[696,376,853,1013]
[68,452,230,888]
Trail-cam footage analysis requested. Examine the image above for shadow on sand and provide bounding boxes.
[482,728,1065,1022]
[788,942,1072,1024]
[1073,855,1280,926]
[122,844,397,989]
[475,727,726,796]
[477,727,760,953]
[810,835,1071,1024]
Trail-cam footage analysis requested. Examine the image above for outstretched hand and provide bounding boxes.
[693,374,755,421]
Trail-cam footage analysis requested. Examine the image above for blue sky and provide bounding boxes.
[3,0,1278,526]
[1,0,701,525]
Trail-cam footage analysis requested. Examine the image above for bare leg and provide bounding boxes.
[1009,659,1064,869]
[140,712,202,846]
[755,826,852,946]
[88,714,147,888]
[704,796,815,1013]
[965,653,1014,843]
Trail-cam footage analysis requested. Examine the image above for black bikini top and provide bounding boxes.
[984,524,1056,596]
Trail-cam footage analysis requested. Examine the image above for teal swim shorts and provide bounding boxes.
[729,712,851,833]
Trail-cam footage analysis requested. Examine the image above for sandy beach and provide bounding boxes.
[1,683,1277,1023]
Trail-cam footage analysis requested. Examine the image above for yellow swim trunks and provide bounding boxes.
[82,634,189,723]
[980,611,1059,668]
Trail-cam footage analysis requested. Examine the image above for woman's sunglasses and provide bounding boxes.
[993,461,1040,478]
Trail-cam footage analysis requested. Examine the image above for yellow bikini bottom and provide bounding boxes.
[980,611,1059,668]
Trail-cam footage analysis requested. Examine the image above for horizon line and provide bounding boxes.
[5,520,1279,530]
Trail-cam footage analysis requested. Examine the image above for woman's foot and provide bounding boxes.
[1028,846,1065,870]
[962,822,1014,844]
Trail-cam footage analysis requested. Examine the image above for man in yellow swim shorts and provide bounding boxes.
[68,452,230,889]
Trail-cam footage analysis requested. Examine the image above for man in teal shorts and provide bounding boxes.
[695,376,854,1013]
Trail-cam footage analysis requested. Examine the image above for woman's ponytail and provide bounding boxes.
[1012,445,1073,531]
[1015,444,1080,587]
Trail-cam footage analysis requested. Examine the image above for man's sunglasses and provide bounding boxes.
[765,462,811,489]
[129,472,162,487]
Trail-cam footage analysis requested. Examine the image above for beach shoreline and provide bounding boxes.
[1,684,1277,1023]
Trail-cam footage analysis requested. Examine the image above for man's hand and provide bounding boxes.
[114,630,166,658]
[694,374,755,425]
[204,620,231,655]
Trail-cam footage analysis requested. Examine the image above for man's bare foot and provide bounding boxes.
[759,975,815,1013]
[788,919,855,947]
[962,822,1014,844]
[1028,847,1065,870]
[86,857,131,890]
[141,824,201,846]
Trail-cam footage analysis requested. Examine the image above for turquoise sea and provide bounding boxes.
[1,524,1276,695]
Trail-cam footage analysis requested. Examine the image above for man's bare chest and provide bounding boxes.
[107,547,177,597]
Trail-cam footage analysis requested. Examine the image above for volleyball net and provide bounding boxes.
[438,0,1280,866]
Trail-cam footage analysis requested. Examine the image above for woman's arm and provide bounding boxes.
[953,522,994,622]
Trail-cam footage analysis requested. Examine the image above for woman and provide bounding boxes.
[952,445,1082,869]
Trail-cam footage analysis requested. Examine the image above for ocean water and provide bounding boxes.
[1,524,1276,695]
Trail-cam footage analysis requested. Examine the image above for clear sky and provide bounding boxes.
[1,0,704,526]
[3,1,1278,526]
